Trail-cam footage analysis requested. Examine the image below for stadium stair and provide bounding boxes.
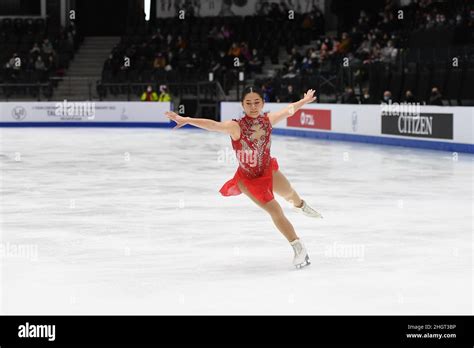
[54,36,119,101]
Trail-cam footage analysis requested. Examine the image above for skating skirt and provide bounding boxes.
[219,157,279,204]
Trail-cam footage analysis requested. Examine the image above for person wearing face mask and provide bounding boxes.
[429,87,443,106]
[360,88,372,104]
[158,85,171,102]
[140,85,159,102]
[381,90,393,104]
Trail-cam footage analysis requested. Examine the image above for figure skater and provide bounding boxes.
[165,86,322,269]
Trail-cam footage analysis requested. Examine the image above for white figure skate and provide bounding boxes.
[294,200,323,218]
[290,239,311,269]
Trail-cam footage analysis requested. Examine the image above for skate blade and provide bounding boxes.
[295,261,311,269]
[303,211,323,219]
[295,255,311,269]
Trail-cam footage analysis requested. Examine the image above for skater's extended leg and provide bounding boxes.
[237,180,298,242]
[273,170,303,208]
[273,170,323,218]
[237,179,311,268]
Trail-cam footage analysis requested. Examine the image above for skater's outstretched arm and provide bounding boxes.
[165,111,239,136]
[267,89,317,126]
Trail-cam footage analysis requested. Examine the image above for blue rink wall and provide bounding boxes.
[0,101,473,154]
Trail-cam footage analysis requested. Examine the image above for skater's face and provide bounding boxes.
[242,92,264,118]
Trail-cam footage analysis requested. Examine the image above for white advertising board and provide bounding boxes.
[0,102,171,123]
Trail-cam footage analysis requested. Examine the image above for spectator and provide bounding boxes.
[360,88,372,104]
[338,32,352,54]
[429,87,443,105]
[34,56,46,71]
[356,35,372,57]
[153,53,166,69]
[247,48,263,73]
[380,40,398,64]
[341,87,359,104]
[240,42,251,61]
[381,90,393,103]
[165,52,174,71]
[158,85,171,102]
[185,52,200,70]
[220,25,232,41]
[140,85,159,101]
[403,90,418,103]
[217,50,232,70]
[151,27,164,45]
[279,85,299,102]
[104,53,119,74]
[289,46,302,63]
[30,43,41,54]
[175,35,187,50]
[45,55,56,73]
[42,38,54,55]
[261,83,274,102]
[227,42,241,58]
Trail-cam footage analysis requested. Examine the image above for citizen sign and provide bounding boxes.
[381,112,453,139]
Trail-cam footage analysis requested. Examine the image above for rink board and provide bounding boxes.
[221,102,474,153]
[0,101,170,123]
[0,101,473,153]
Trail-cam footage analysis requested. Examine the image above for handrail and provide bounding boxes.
[0,83,50,87]
[95,80,224,118]
[213,81,226,101]
[49,76,99,80]
[0,82,52,101]
[96,81,224,99]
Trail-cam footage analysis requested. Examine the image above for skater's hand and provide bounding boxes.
[302,89,317,104]
[165,111,188,130]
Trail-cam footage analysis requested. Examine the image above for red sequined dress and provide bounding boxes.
[219,112,279,204]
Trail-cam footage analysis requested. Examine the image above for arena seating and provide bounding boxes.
[97,12,318,99]
[0,17,80,99]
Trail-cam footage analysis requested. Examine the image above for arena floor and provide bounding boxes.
[0,127,472,314]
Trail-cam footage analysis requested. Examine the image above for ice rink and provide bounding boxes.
[0,127,472,314]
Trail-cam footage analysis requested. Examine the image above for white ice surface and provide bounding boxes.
[0,127,472,314]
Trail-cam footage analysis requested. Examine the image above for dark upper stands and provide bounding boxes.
[0,18,80,98]
[97,7,324,99]
[260,0,474,105]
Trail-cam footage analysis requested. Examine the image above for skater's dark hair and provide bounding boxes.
[241,86,264,103]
